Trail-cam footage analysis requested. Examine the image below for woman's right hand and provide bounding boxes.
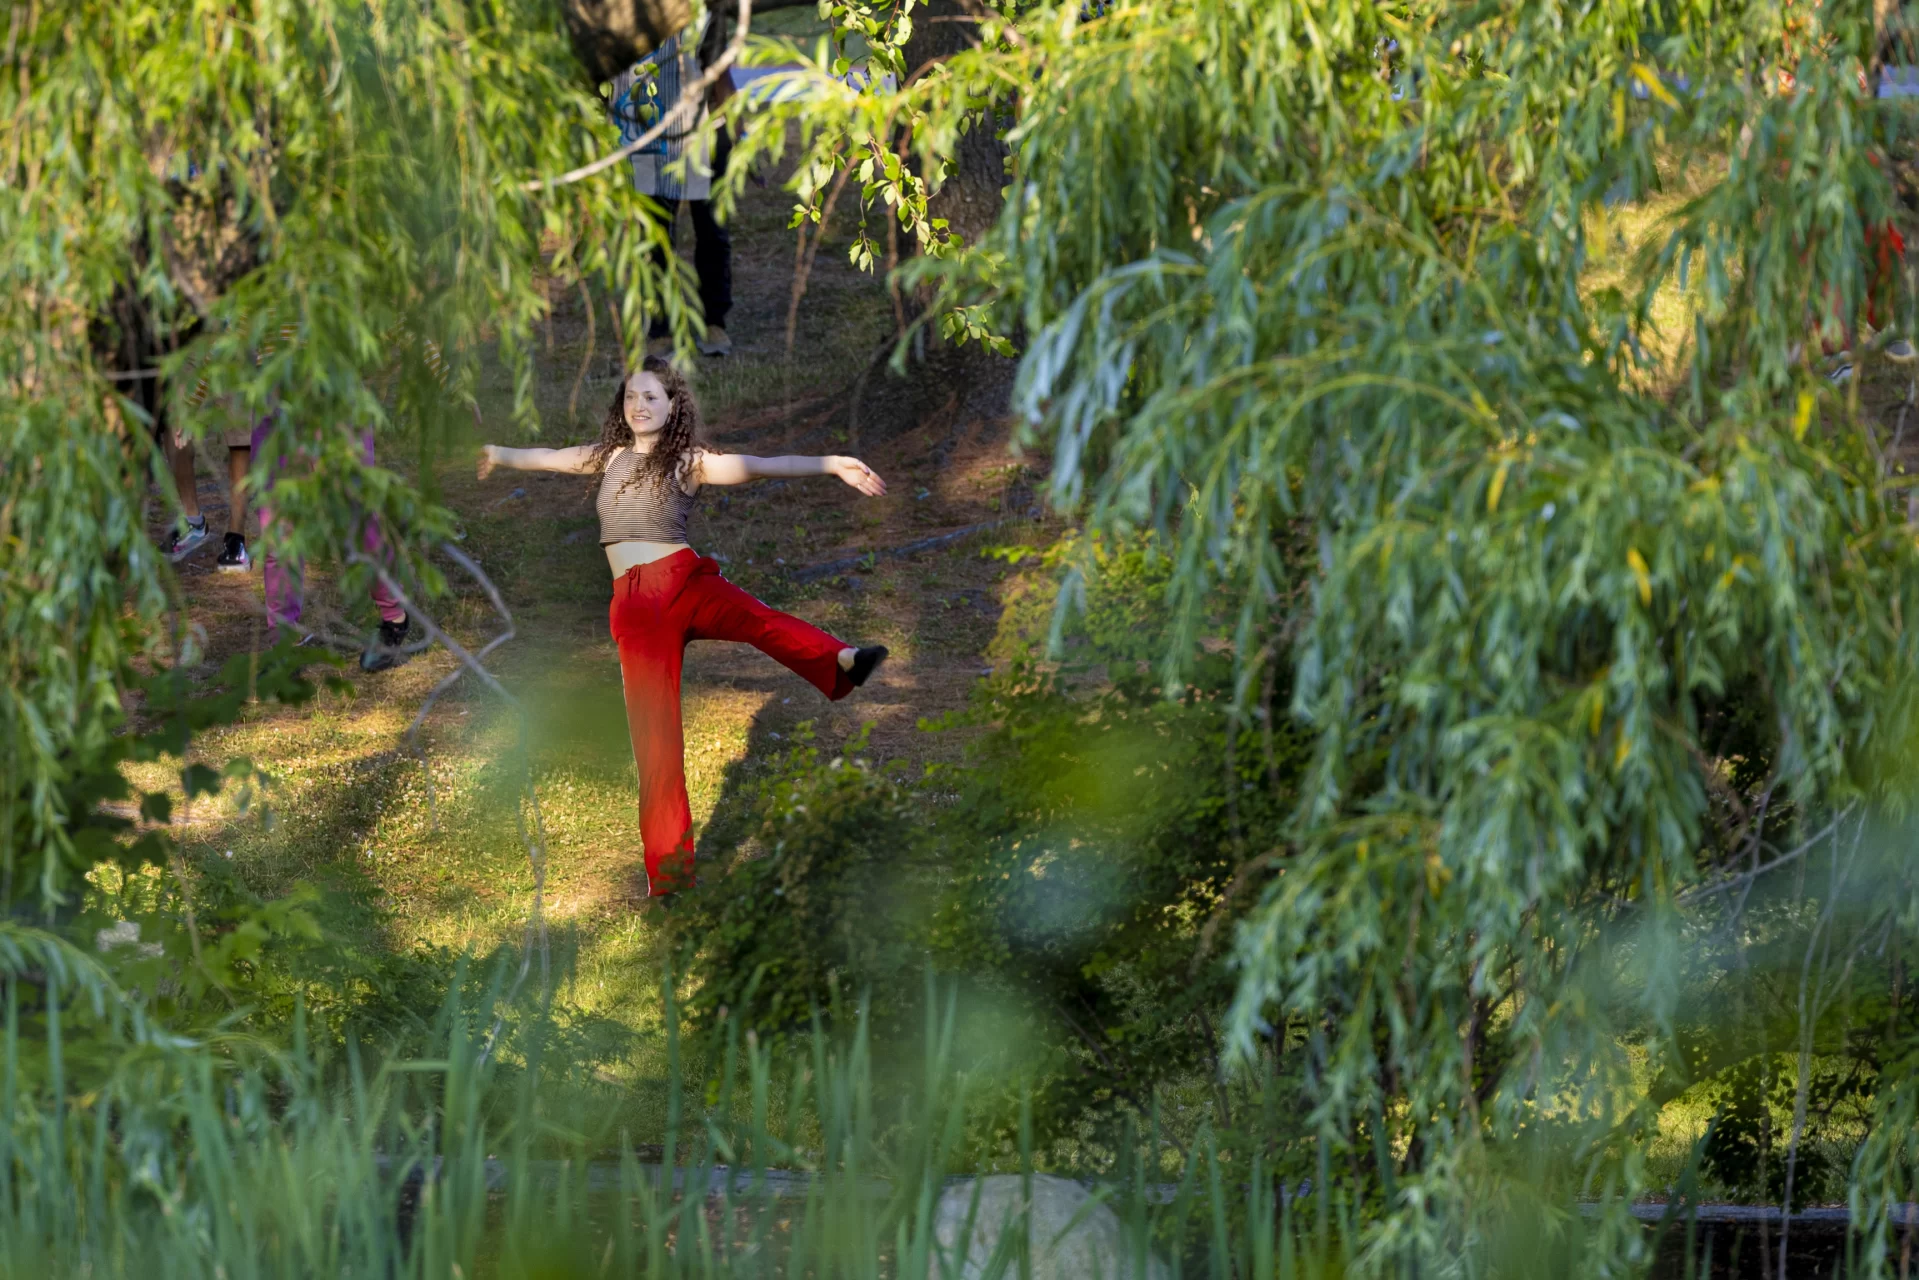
[477,444,498,482]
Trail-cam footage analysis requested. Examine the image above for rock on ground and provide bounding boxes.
[928,1174,1172,1280]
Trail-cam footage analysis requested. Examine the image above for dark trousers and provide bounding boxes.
[644,130,733,337]
[648,199,731,335]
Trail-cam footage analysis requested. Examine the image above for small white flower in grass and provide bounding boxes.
[224,849,234,859]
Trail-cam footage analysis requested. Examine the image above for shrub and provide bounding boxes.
[926,653,1311,1155]
[680,726,931,1037]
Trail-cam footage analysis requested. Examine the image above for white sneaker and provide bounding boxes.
[1828,361,1855,386]
[215,533,251,573]
[697,325,733,357]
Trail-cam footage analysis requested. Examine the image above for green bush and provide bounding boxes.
[683,532,1314,1156]
[925,653,1312,1156]
[680,726,931,1037]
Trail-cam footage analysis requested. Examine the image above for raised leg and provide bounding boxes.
[682,570,853,700]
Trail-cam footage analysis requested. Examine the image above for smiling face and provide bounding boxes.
[623,372,671,443]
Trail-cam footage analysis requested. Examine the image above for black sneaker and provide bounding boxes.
[359,614,413,673]
[160,517,210,562]
[215,532,251,573]
[847,645,889,688]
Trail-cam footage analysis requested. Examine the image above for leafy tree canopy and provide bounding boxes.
[2,0,689,906]
[756,0,1919,1264]
[12,0,1919,1268]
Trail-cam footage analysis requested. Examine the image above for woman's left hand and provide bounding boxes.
[833,456,887,497]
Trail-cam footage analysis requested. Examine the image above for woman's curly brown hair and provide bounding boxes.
[589,355,705,493]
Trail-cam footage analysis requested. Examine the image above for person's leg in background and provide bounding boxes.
[354,429,414,672]
[1868,221,1916,362]
[159,424,211,562]
[642,195,682,357]
[691,125,734,357]
[216,429,254,571]
[250,411,306,634]
[253,417,412,658]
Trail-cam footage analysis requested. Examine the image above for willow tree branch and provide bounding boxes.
[524,0,752,193]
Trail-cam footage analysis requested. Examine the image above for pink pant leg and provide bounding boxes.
[254,418,405,628]
[252,413,303,628]
[357,429,406,626]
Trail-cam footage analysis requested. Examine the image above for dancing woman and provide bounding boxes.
[477,357,889,899]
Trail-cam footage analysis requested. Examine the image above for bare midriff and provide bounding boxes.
[605,540,694,577]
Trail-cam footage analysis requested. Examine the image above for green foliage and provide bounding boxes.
[1698,1055,1853,1204]
[0,934,1393,1280]
[927,653,1311,1149]
[2,639,323,914]
[2,0,696,913]
[987,532,1183,667]
[685,525,1313,1152]
[681,725,929,1036]
[747,0,1919,1265]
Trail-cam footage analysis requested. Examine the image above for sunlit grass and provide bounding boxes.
[1580,153,1722,397]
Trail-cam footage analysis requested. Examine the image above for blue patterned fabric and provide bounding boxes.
[608,16,713,202]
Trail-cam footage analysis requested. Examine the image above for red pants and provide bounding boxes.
[1869,221,1906,331]
[608,549,853,895]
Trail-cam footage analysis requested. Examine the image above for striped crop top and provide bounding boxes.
[597,448,698,546]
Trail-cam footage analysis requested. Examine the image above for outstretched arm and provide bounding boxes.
[477,444,598,480]
[696,453,887,497]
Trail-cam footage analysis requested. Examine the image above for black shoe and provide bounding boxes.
[215,532,251,573]
[847,645,889,688]
[359,614,412,673]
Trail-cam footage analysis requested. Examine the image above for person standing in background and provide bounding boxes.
[173,365,267,571]
[608,10,735,358]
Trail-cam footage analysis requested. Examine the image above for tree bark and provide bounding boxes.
[847,0,1016,447]
[555,0,693,84]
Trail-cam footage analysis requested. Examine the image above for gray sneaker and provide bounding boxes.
[160,517,211,562]
[697,325,733,357]
[1884,337,1918,364]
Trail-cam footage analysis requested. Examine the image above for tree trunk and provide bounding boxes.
[555,0,693,84]
[847,0,1016,449]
